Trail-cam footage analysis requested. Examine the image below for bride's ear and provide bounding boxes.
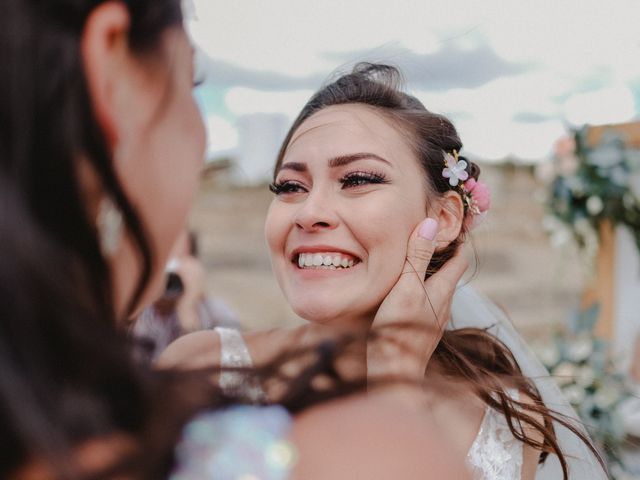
[431,190,464,249]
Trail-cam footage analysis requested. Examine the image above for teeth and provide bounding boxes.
[295,252,359,270]
[304,254,313,267]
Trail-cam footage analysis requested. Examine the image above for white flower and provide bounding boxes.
[442,152,468,187]
[567,336,594,363]
[563,384,586,405]
[575,365,595,387]
[617,396,640,437]
[586,196,604,216]
[552,362,577,386]
[550,228,572,248]
[594,385,621,410]
[534,342,560,368]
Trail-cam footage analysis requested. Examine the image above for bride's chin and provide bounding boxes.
[292,303,372,329]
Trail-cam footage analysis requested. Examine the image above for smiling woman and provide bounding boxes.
[265,103,456,326]
[262,63,606,480]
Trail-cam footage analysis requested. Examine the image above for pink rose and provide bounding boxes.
[464,178,477,192]
[471,181,491,212]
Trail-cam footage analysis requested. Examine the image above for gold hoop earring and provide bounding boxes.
[97,196,123,256]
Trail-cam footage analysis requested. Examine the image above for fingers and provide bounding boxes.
[425,246,469,298]
[404,218,438,279]
[431,246,468,283]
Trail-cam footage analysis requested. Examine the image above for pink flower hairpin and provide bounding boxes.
[462,177,491,229]
[441,150,491,230]
[463,178,491,214]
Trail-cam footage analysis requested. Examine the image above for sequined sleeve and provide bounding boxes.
[215,327,264,402]
[170,405,296,480]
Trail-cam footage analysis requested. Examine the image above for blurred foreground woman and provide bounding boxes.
[0,1,470,478]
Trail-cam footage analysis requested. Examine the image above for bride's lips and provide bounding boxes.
[289,245,362,272]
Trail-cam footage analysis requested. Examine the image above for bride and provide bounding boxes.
[162,64,606,479]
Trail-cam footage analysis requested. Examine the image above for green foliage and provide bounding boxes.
[546,127,640,256]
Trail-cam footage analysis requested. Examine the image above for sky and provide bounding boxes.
[187,0,640,162]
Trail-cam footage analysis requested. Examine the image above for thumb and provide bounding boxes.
[404,218,438,279]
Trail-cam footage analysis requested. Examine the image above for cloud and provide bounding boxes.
[200,54,325,92]
[323,41,529,91]
[512,112,557,123]
[199,40,528,93]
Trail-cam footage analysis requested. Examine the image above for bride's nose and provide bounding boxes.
[294,191,340,232]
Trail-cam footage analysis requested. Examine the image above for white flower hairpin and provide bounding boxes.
[442,151,469,187]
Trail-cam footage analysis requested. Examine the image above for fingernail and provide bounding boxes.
[418,218,438,240]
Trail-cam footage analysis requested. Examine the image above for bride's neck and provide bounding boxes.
[300,315,373,379]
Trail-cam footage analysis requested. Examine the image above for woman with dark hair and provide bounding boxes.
[262,63,608,480]
[0,2,473,479]
[164,64,607,479]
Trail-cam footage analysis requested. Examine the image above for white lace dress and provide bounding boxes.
[213,328,524,480]
[466,391,524,479]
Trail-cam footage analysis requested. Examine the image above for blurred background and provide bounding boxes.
[183,0,639,335]
[178,2,640,473]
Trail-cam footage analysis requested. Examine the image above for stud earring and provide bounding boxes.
[97,196,123,257]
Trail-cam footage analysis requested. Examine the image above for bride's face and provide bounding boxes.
[265,104,431,325]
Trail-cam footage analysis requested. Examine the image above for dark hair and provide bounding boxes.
[273,63,605,478]
[0,0,182,477]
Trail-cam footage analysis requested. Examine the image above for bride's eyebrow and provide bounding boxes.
[278,153,391,175]
[328,153,391,167]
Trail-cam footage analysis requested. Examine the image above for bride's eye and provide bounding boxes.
[269,180,307,195]
[341,171,389,188]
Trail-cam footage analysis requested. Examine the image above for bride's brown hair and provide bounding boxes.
[273,63,605,478]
